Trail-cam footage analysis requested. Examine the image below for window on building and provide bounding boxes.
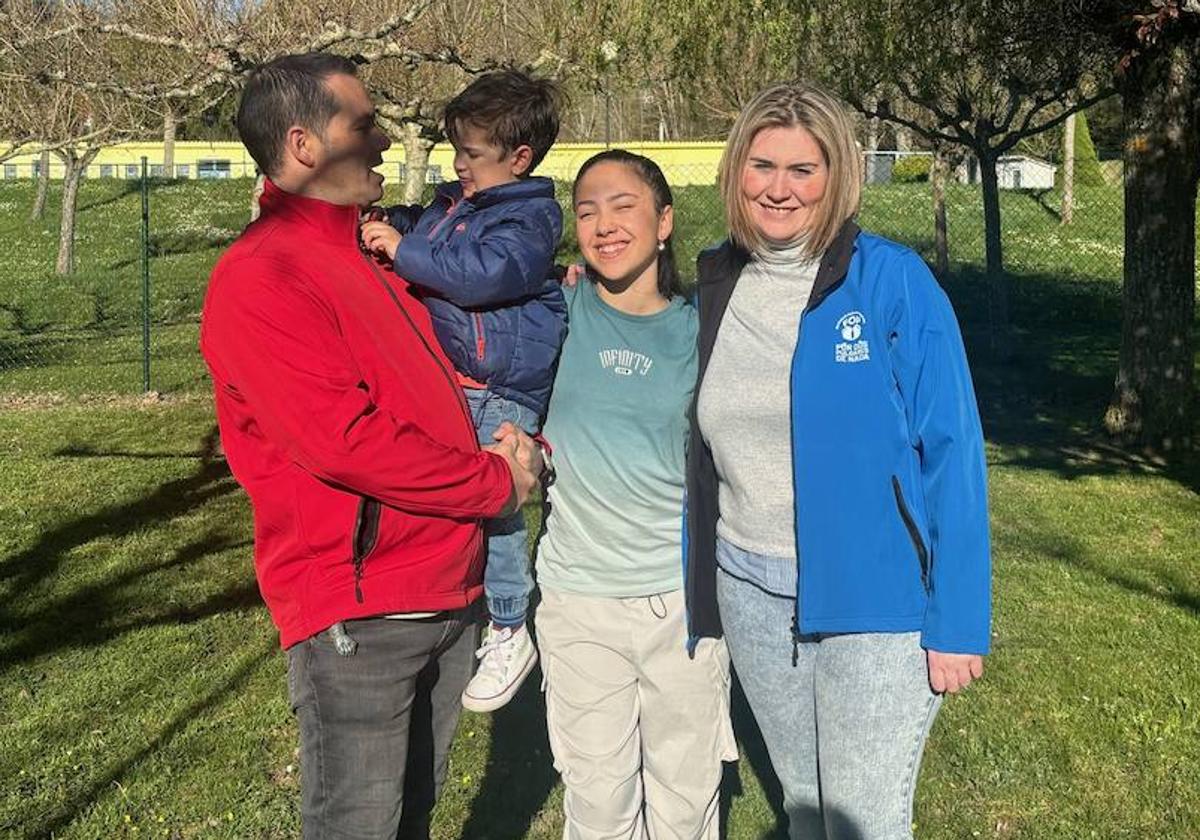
[197,159,231,179]
[31,160,41,177]
[150,164,165,177]
[99,165,115,178]
[126,164,140,179]
[3,164,16,179]
[175,164,190,178]
[425,165,442,184]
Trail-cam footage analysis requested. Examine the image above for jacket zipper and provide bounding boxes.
[473,312,486,361]
[360,253,476,442]
[788,279,842,660]
[891,475,931,592]
[351,253,479,598]
[429,195,459,237]
[350,497,381,603]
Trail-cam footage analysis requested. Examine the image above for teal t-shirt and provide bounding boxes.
[536,279,699,596]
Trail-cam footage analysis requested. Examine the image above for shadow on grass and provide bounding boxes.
[1030,188,1063,222]
[0,332,71,373]
[0,302,53,336]
[460,667,559,839]
[77,179,144,213]
[1014,511,1200,619]
[109,227,238,270]
[942,266,1200,495]
[17,636,276,840]
[0,426,247,669]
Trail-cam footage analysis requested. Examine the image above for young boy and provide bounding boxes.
[361,70,566,713]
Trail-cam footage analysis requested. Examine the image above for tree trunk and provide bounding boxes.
[894,125,912,153]
[402,123,435,205]
[1061,112,1075,225]
[54,147,100,276]
[30,148,49,221]
[163,107,177,177]
[1104,36,1199,451]
[931,150,951,278]
[977,150,1011,357]
[55,155,82,275]
[861,91,880,152]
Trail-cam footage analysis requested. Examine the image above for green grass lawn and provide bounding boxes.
[1,176,1199,838]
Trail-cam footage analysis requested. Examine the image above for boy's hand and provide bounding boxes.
[360,221,402,261]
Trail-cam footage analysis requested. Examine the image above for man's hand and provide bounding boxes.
[361,221,402,261]
[927,650,984,694]
[483,426,541,516]
[492,421,544,477]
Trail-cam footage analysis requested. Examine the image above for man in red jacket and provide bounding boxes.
[200,53,542,838]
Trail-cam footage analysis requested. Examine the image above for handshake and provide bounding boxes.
[484,421,546,515]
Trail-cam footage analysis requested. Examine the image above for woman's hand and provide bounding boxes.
[926,650,983,694]
[560,262,585,287]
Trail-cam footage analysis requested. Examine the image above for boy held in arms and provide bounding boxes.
[361,70,566,713]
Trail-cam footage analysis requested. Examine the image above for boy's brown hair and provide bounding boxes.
[444,70,563,172]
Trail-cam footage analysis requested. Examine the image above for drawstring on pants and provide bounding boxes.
[647,593,668,619]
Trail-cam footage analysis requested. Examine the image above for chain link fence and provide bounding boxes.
[0,150,1175,397]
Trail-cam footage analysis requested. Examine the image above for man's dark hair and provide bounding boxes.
[236,53,358,178]
[443,70,562,173]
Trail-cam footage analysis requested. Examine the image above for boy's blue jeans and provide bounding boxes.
[464,388,538,627]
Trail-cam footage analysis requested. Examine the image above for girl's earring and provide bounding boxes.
[657,241,665,252]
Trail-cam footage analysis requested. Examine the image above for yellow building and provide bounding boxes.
[0,140,726,185]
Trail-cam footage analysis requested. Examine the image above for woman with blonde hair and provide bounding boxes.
[684,82,992,838]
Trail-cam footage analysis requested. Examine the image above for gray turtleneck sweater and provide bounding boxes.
[696,242,821,560]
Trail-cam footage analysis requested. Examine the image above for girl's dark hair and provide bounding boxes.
[572,149,683,299]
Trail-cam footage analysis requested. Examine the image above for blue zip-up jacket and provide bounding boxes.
[685,221,991,654]
[387,176,567,416]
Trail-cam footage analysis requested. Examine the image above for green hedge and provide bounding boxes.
[893,155,932,183]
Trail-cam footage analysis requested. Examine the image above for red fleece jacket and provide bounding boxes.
[200,180,513,648]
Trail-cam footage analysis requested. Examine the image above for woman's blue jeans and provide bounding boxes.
[716,543,942,840]
[464,388,538,626]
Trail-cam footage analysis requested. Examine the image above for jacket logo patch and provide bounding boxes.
[454,223,466,232]
[834,311,870,363]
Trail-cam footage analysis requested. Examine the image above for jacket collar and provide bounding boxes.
[697,239,750,285]
[701,218,860,296]
[434,175,556,209]
[259,179,362,247]
[806,218,861,313]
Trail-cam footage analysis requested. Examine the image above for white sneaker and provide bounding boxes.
[461,623,538,713]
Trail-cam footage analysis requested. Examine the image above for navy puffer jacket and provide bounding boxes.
[387,177,567,416]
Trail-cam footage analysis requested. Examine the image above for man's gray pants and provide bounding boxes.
[286,609,477,839]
